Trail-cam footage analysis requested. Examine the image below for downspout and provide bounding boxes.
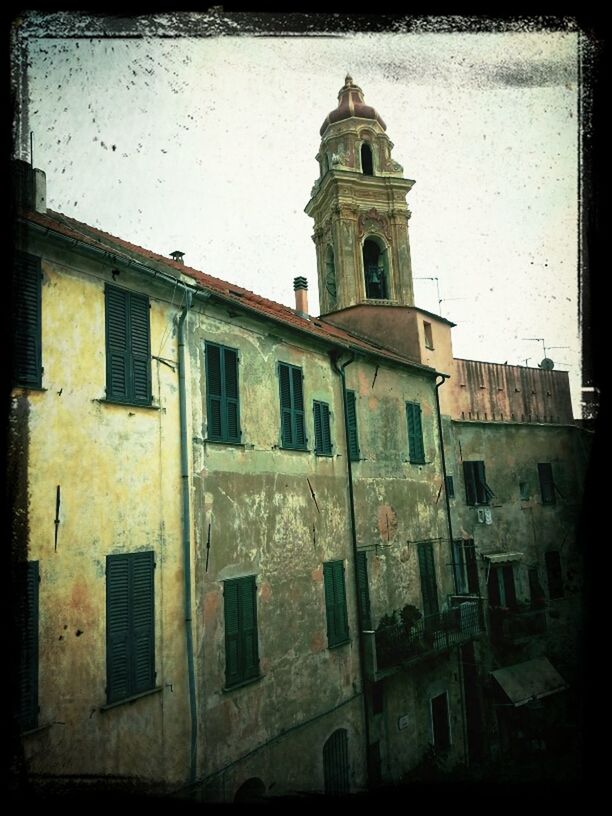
[330,349,373,788]
[434,373,468,767]
[178,287,198,784]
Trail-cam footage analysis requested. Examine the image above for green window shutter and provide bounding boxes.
[106,552,155,703]
[464,540,479,593]
[18,561,39,731]
[106,555,131,703]
[13,252,42,388]
[279,363,293,447]
[406,402,425,463]
[239,576,259,680]
[445,475,455,499]
[131,552,155,695]
[538,463,556,505]
[291,366,306,448]
[313,401,323,452]
[324,561,349,646]
[129,292,152,404]
[463,461,477,505]
[452,540,466,594]
[356,551,372,630]
[417,542,439,618]
[206,343,223,439]
[345,390,360,462]
[224,580,242,687]
[487,567,502,606]
[105,286,129,400]
[223,347,241,442]
[475,461,492,504]
[502,565,517,608]
[314,401,332,455]
[323,562,337,645]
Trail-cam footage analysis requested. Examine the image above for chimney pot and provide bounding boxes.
[293,277,309,318]
[170,251,185,264]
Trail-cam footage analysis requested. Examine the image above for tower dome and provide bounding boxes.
[319,75,387,136]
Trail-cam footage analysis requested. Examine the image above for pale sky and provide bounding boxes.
[13,13,584,415]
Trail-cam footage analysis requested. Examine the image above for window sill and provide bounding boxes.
[409,459,427,466]
[315,452,334,458]
[99,685,163,711]
[12,384,46,393]
[95,398,160,411]
[328,638,351,650]
[280,446,310,453]
[205,438,245,447]
[21,722,53,737]
[223,673,264,693]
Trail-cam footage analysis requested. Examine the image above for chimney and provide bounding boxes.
[293,276,309,319]
[12,159,47,213]
[170,250,185,264]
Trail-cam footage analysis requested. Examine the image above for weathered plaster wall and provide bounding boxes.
[15,235,190,785]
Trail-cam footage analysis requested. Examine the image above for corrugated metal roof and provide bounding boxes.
[20,208,437,376]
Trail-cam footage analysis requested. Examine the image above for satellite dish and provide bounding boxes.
[539,358,555,370]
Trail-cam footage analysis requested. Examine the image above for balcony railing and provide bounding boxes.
[369,599,483,675]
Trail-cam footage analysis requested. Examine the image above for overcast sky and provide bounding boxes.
[13,13,584,415]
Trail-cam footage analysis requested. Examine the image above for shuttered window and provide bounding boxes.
[323,728,350,796]
[224,576,260,688]
[17,561,39,731]
[406,402,426,464]
[345,390,360,462]
[356,551,372,630]
[538,463,556,505]
[106,552,155,704]
[445,475,455,499]
[313,400,332,456]
[278,362,306,450]
[452,539,479,595]
[431,692,451,752]
[323,560,350,647]
[205,342,241,443]
[487,564,517,609]
[12,251,42,388]
[417,542,440,619]
[545,551,564,599]
[463,460,494,506]
[105,285,151,405]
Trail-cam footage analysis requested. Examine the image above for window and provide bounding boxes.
[363,238,388,299]
[278,362,306,450]
[323,729,350,796]
[345,390,360,462]
[545,551,564,599]
[106,552,155,704]
[323,560,350,647]
[528,567,546,608]
[463,460,494,505]
[406,402,426,464]
[105,285,151,405]
[445,475,455,499]
[519,481,530,501]
[361,142,374,175]
[431,692,451,752]
[538,463,556,505]
[12,251,42,388]
[224,576,260,688]
[452,539,479,595]
[487,564,517,609]
[423,320,434,350]
[17,561,39,731]
[356,551,372,630]
[205,342,241,443]
[313,400,332,456]
[417,542,440,618]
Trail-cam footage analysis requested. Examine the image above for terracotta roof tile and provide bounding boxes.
[20,208,435,375]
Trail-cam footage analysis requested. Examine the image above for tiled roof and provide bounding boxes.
[20,208,436,375]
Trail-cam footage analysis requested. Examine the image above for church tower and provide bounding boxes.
[305,75,416,317]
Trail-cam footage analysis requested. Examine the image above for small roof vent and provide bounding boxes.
[170,250,185,264]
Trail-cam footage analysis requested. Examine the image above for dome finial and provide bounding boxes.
[345,73,353,86]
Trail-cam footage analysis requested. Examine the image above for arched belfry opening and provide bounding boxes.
[363,237,388,300]
[361,143,373,175]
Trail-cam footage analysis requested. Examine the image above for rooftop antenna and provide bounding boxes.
[30,131,34,166]
[414,277,442,314]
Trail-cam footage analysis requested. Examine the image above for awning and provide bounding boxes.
[491,657,567,707]
[484,551,523,564]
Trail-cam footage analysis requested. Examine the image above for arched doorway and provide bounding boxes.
[234,777,266,802]
[323,728,349,796]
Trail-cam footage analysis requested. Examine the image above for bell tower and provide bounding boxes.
[305,75,416,317]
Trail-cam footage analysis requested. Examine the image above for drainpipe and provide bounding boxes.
[178,286,198,784]
[330,349,373,789]
[434,373,468,766]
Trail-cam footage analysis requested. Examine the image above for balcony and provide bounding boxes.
[363,599,483,679]
[489,605,548,642]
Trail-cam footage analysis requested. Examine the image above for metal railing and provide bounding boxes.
[373,600,483,672]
